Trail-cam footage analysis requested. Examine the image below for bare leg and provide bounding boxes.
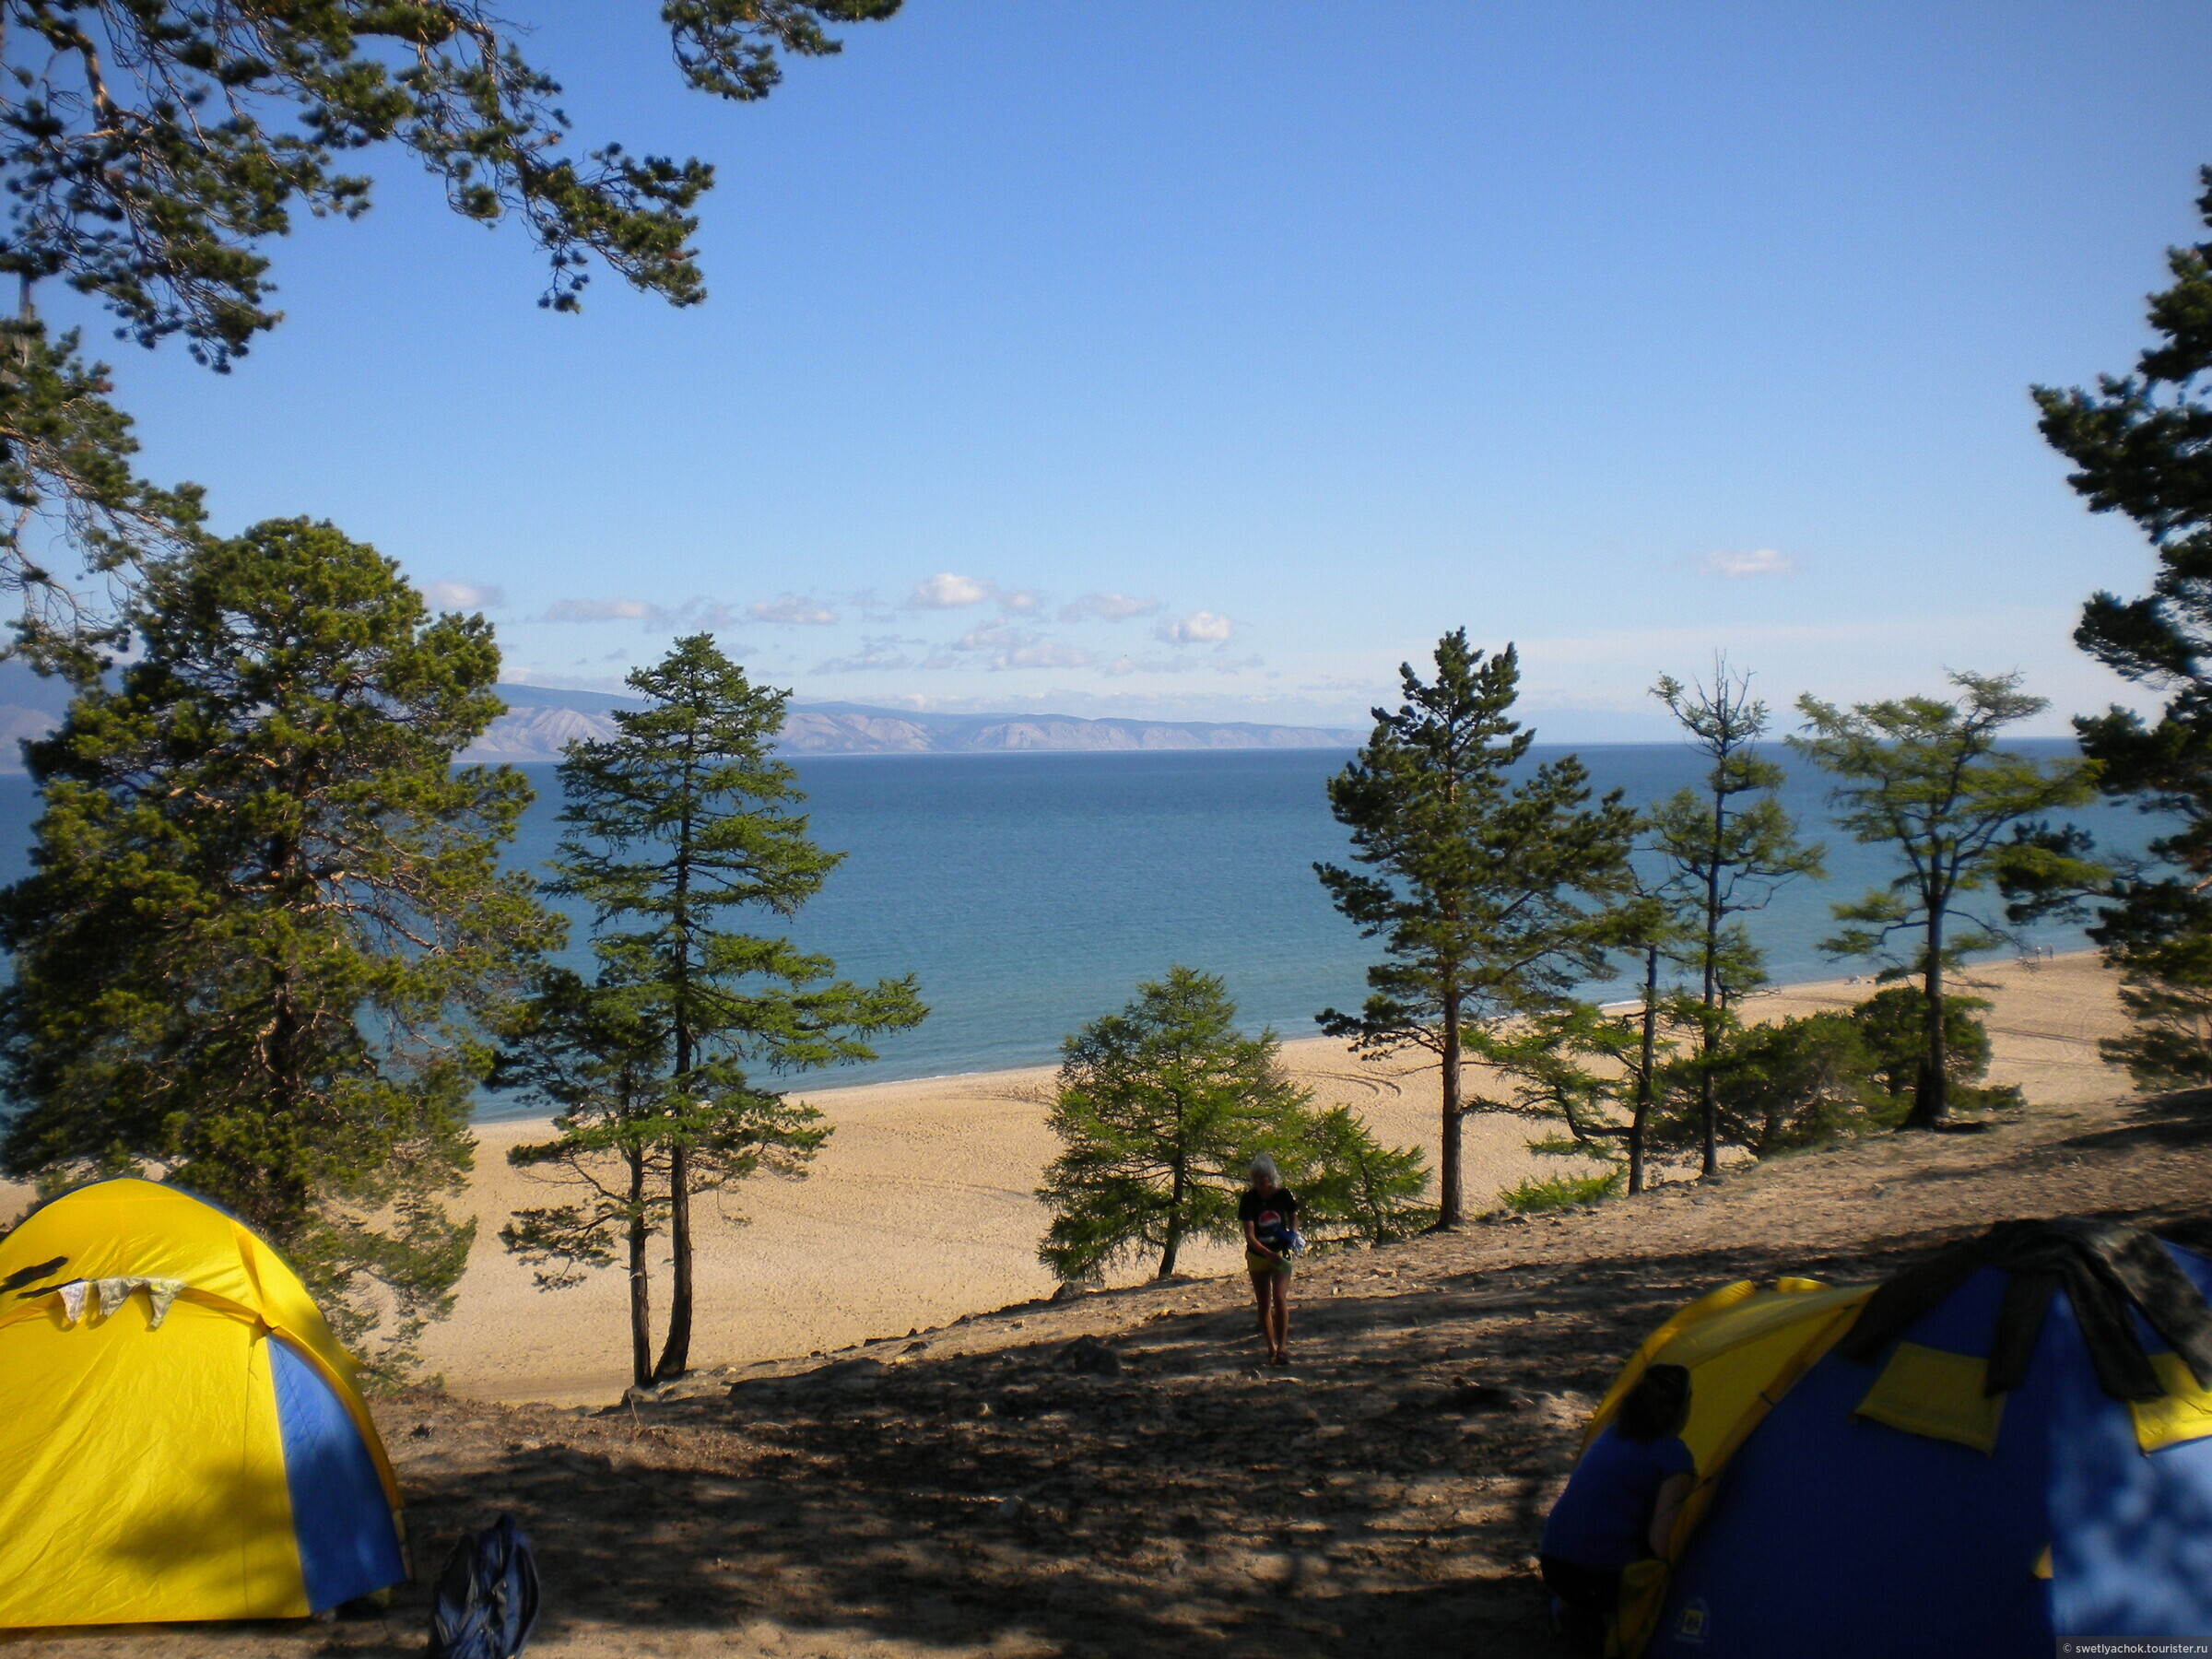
[1268,1275,1290,1361]
[1249,1268,1273,1357]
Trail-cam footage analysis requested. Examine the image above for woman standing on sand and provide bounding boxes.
[1241,1155,1300,1366]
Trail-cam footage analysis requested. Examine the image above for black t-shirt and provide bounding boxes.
[1240,1187,1300,1252]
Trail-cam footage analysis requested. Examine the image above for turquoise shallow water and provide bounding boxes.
[0,742,2159,1119]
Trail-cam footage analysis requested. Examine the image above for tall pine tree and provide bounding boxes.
[551,634,924,1381]
[1649,661,1825,1175]
[1315,631,1640,1226]
[2034,167,2212,1087]
[0,518,558,1364]
[1791,674,2098,1127]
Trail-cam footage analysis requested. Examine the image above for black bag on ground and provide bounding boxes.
[428,1513,540,1659]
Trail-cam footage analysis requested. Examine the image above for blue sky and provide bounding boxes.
[53,3,2212,736]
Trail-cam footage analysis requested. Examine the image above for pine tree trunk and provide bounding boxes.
[1909,904,1950,1130]
[266,979,307,1232]
[656,1144,693,1380]
[626,1142,653,1391]
[1699,783,1725,1177]
[1699,787,1734,1176]
[657,780,699,1382]
[264,830,316,1238]
[1159,1143,1188,1277]
[1631,942,1659,1194]
[1438,986,1464,1227]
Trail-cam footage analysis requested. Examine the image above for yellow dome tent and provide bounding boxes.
[0,1177,408,1627]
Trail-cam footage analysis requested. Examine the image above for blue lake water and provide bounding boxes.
[0,742,2160,1120]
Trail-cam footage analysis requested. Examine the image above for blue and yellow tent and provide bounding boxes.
[0,1178,409,1626]
[1574,1219,2212,1657]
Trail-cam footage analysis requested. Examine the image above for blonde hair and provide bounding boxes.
[1248,1154,1281,1186]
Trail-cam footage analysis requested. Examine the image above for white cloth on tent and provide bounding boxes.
[56,1277,185,1328]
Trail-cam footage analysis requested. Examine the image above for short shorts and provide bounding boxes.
[1246,1248,1293,1277]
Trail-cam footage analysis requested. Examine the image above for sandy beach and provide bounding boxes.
[428,1030,1602,1404]
[418,950,2118,1405]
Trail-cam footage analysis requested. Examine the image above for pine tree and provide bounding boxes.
[2033,168,2212,1088]
[1850,984,1998,1107]
[1036,966,1428,1280]
[1789,674,2099,1127]
[1315,631,1640,1226]
[551,633,924,1380]
[0,517,558,1365]
[1671,1012,1877,1158]
[1649,661,1826,1175]
[1038,968,1308,1281]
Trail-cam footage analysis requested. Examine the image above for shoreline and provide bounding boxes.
[470,946,2104,1127]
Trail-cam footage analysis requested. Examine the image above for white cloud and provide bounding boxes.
[902,573,1052,614]
[748,594,841,626]
[1060,592,1160,624]
[1700,547,1798,578]
[1104,651,1265,677]
[992,636,1092,671]
[813,635,920,674]
[678,598,745,628]
[538,597,672,626]
[941,619,1088,668]
[1156,609,1236,645]
[906,572,995,609]
[423,580,505,611]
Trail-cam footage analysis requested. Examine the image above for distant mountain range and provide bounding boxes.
[474,688,1360,759]
[0,668,1359,769]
